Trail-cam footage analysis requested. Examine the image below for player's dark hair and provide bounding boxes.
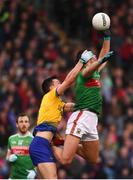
[42,76,57,94]
[16,113,30,123]
[75,50,85,63]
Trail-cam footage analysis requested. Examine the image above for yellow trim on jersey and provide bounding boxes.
[37,88,65,126]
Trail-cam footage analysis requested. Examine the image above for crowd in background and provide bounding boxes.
[0,0,133,178]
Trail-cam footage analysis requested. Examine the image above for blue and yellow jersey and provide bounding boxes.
[37,88,65,127]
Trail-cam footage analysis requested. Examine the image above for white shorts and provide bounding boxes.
[65,110,99,141]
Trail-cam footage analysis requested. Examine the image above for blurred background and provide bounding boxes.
[0,0,133,179]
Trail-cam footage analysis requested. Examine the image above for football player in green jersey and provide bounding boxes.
[52,30,114,165]
[6,113,36,179]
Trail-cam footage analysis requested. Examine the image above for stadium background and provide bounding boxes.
[0,0,133,178]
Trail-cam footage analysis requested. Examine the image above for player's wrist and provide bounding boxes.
[79,59,86,64]
[104,36,111,40]
[102,29,111,40]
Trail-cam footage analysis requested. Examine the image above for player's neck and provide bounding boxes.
[18,131,30,137]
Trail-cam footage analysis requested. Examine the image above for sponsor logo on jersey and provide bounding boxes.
[85,78,101,87]
[11,146,29,155]
[18,140,23,145]
[12,141,17,144]
[76,128,81,134]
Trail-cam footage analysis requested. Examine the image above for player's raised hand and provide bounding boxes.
[80,50,94,64]
[98,51,114,64]
[101,29,111,40]
[97,29,111,40]
[52,133,64,146]
[102,29,111,37]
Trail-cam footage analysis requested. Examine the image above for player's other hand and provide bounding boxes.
[8,154,17,162]
[80,50,94,64]
[27,170,36,179]
[97,29,111,40]
[102,29,111,40]
[99,51,114,64]
[52,133,64,146]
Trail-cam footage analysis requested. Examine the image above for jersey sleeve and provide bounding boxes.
[7,137,11,150]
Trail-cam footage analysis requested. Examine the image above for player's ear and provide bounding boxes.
[27,123,30,129]
[49,83,54,90]
[16,122,18,128]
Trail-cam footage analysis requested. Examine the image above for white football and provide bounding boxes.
[92,13,111,31]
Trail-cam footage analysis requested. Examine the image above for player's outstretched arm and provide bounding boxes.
[57,50,92,95]
[82,51,114,77]
[98,29,111,72]
[56,61,83,96]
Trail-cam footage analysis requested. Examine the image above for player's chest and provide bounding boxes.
[10,138,31,155]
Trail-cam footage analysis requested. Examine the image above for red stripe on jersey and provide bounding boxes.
[85,78,101,87]
[70,111,83,134]
[11,146,29,155]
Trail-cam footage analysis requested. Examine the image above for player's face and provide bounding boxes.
[51,79,61,88]
[16,116,30,134]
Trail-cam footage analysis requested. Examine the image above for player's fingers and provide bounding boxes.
[83,50,88,54]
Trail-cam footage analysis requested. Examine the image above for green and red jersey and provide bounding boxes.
[7,132,34,179]
[74,71,102,114]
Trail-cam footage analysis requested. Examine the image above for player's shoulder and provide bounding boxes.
[8,133,19,140]
[48,88,56,95]
[27,132,34,138]
[21,132,33,139]
[43,88,57,98]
